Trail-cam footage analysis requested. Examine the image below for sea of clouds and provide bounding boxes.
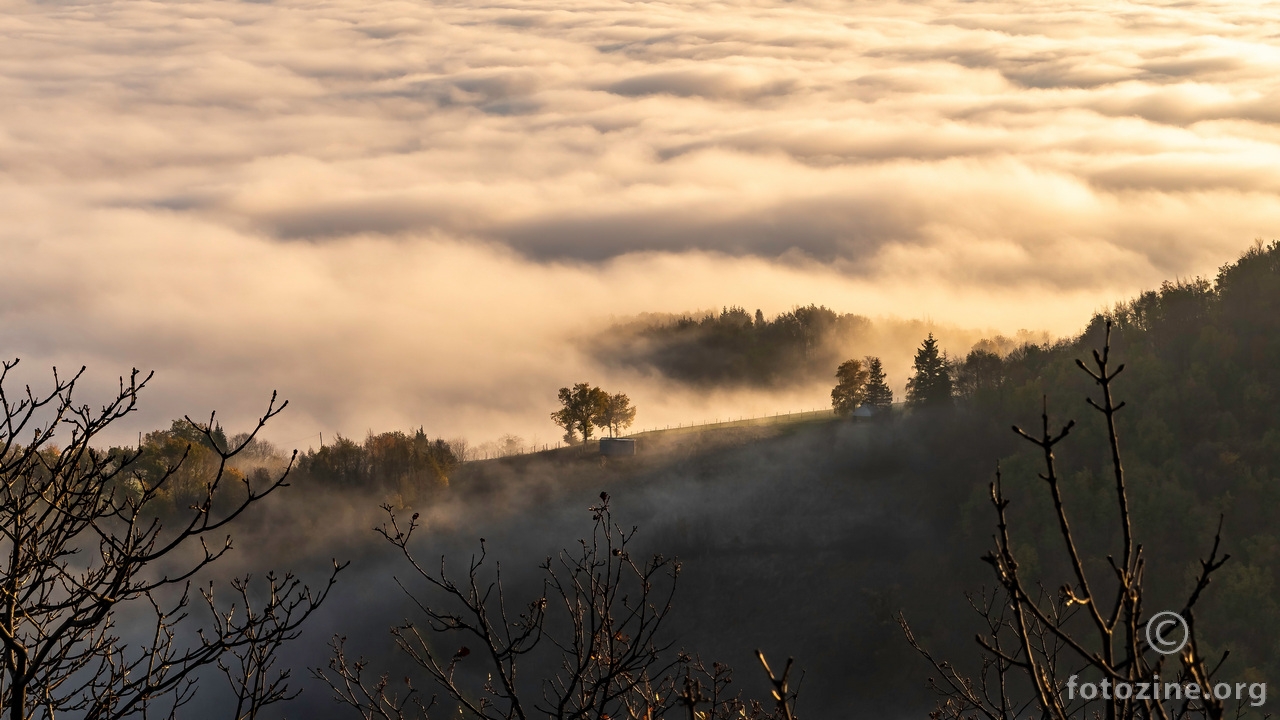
[2,0,1279,445]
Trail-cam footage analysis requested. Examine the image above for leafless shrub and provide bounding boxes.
[0,359,342,719]
[317,492,799,720]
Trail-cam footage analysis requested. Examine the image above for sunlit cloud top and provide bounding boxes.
[2,0,1278,443]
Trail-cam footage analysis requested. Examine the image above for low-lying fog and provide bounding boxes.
[185,416,1005,719]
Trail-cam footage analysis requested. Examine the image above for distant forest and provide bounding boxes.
[111,425,458,516]
[588,302,1041,390]
[591,304,874,387]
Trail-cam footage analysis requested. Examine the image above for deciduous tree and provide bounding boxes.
[595,392,637,438]
[550,383,609,445]
[830,359,870,415]
[954,348,1003,401]
[0,359,341,720]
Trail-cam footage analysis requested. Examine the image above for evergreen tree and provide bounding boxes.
[863,356,893,409]
[905,334,953,406]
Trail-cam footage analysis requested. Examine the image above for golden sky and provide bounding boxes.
[2,0,1278,445]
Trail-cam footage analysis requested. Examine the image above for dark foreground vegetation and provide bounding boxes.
[0,370,343,720]
[3,240,1278,719]
[959,240,1280,689]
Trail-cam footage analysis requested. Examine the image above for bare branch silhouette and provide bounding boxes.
[0,359,342,719]
[320,491,799,720]
[901,322,1239,720]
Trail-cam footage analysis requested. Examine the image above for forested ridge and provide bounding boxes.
[90,240,1280,717]
[591,304,872,387]
[966,240,1280,685]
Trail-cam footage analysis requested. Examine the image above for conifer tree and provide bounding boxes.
[905,334,953,406]
[864,355,894,409]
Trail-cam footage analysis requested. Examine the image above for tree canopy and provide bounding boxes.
[551,383,610,445]
[551,384,639,444]
[592,305,872,388]
[596,392,638,438]
[830,358,870,416]
[297,428,457,504]
[0,365,338,720]
[905,334,953,406]
[953,348,1002,401]
[864,356,893,409]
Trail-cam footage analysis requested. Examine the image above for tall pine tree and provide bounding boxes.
[905,334,953,406]
[864,356,893,409]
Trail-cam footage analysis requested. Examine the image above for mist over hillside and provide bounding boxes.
[587,305,1050,393]
[8,0,1280,713]
[5,241,1278,719]
[130,241,1280,718]
[186,412,1005,720]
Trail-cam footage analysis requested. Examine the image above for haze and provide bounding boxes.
[2,0,1278,445]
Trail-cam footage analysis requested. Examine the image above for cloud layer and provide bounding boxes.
[2,0,1278,443]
